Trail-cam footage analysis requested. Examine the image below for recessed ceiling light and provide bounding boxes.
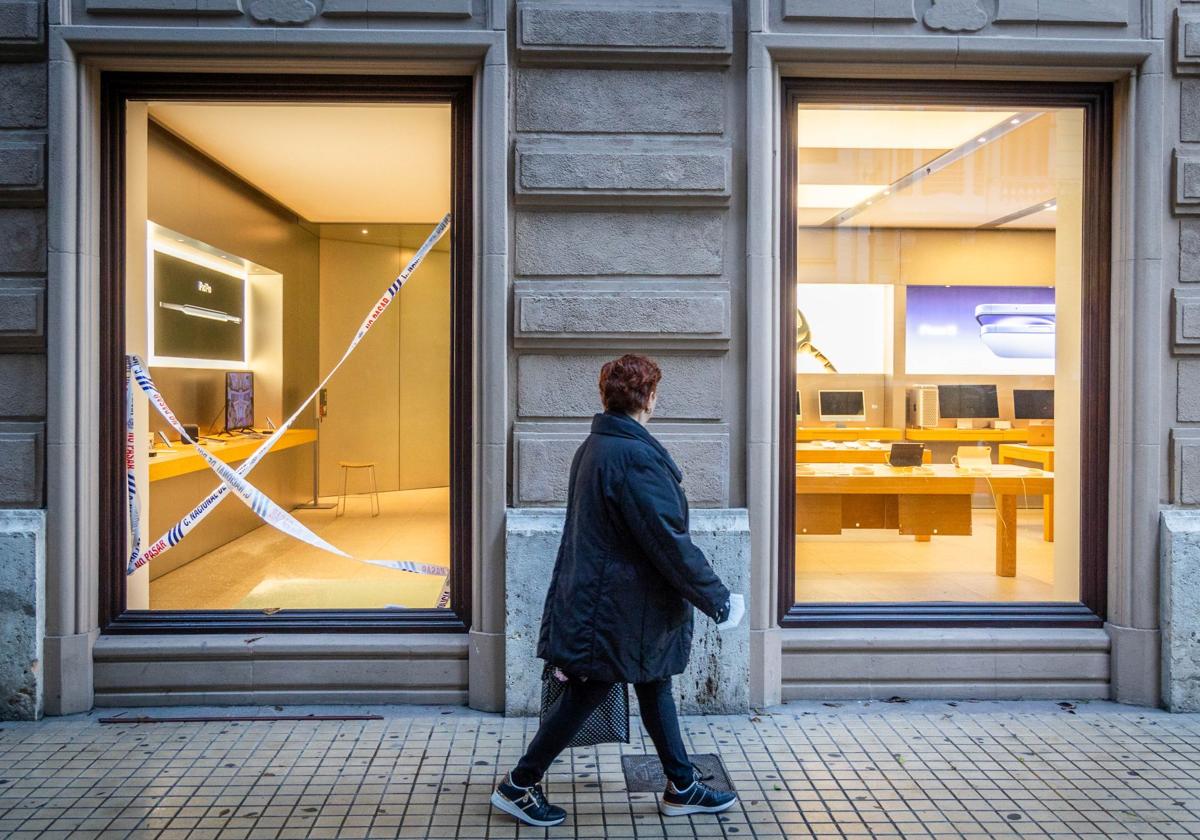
[361,228,369,234]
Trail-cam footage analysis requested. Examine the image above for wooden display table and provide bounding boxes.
[794,463,1053,577]
[796,442,932,464]
[795,427,903,442]
[905,427,1029,443]
[149,429,317,482]
[998,444,1055,542]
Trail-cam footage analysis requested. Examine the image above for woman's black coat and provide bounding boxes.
[536,410,731,684]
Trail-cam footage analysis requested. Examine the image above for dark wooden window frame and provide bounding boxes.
[99,73,474,634]
[779,79,1112,629]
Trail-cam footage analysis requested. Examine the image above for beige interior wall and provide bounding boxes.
[318,238,402,495]
[1053,110,1084,603]
[125,103,151,610]
[796,227,1056,287]
[398,249,451,490]
[145,122,320,438]
[317,237,451,495]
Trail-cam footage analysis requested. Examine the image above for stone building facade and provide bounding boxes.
[1,0,1198,717]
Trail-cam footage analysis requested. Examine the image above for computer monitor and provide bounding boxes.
[225,371,254,431]
[1013,388,1054,420]
[937,384,999,419]
[818,390,866,423]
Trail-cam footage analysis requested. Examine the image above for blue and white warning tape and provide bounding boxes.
[126,213,452,579]
[125,357,142,575]
[129,355,350,563]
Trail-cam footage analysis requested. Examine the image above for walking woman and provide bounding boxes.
[491,354,740,828]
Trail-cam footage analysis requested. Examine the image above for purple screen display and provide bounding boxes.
[905,285,1055,375]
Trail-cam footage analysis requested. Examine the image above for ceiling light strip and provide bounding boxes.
[979,199,1058,229]
[821,110,1045,228]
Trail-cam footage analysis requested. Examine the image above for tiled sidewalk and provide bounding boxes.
[1,701,1199,839]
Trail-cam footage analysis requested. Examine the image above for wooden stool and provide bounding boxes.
[337,461,380,517]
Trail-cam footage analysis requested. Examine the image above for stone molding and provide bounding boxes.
[83,0,470,18]
[515,68,725,136]
[513,286,731,344]
[1179,360,1200,422]
[517,353,724,420]
[994,0,1128,25]
[84,0,240,14]
[0,209,45,274]
[1173,289,1200,355]
[0,279,44,352]
[0,1,44,52]
[514,144,731,204]
[1179,11,1200,71]
[512,424,731,507]
[1183,220,1200,281]
[0,139,45,205]
[1171,429,1200,505]
[781,0,916,22]
[514,210,725,277]
[0,355,45,419]
[0,423,43,507]
[93,633,468,706]
[516,1,732,64]
[1173,150,1200,216]
[924,0,988,32]
[321,0,471,18]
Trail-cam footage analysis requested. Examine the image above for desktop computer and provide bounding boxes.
[1013,388,1054,421]
[906,385,939,428]
[818,390,866,423]
[937,384,999,429]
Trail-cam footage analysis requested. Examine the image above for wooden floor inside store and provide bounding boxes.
[795,509,1061,602]
[150,487,450,610]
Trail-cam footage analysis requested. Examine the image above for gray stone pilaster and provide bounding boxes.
[0,0,45,720]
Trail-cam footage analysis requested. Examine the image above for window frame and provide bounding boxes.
[778,78,1112,629]
[98,72,474,634]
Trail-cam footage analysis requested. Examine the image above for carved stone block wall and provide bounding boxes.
[510,0,739,511]
[0,0,44,721]
[775,0,1137,32]
[73,0,480,28]
[513,425,730,507]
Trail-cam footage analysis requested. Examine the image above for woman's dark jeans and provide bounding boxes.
[511,677,693,789]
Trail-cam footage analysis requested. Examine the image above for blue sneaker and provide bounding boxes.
[490,773,567,827]
[659,778,738,816]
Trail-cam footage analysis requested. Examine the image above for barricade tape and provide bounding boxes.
[127,213,452,578]
[129,355,350,560]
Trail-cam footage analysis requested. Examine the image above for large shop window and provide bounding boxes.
[780,81,1110,626]
[100,76,473,631]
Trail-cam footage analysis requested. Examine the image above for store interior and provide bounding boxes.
[792,104,1083,604]
[123,101,453,611]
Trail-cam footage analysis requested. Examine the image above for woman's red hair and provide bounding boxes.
[599,354,662,414]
